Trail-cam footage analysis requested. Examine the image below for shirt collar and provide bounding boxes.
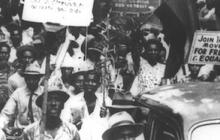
[24,86,43,95]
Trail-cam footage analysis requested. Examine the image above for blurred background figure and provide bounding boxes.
[0,42,13,111]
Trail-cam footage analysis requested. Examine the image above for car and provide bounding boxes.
[134,82,220,140]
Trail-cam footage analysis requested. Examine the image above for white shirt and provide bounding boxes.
[79,89,112,140]
[61,92,88,124]
[8,72,26,95]
[130,57,165,97]
[23,121,80,140]
[0,86,43,129]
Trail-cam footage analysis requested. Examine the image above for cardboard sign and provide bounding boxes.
[22,0,94,26]
[188,31,220,65]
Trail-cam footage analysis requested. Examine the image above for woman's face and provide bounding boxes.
[142,43,160,62]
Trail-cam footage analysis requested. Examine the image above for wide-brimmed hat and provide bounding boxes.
[36,89,70,108]
[102,111,144,140]
[16,45,38,59]
[23,63,44,76]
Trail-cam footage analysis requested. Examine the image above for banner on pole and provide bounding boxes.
[22,0,94,26]
[188,31,220,65]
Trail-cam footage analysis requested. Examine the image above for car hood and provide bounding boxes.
[140,82,220,140]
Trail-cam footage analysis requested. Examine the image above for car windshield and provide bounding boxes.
[191,123,220,140]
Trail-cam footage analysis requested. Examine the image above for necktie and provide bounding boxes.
[28,93,34,123]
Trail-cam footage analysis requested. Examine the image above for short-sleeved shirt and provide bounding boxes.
[23,121,80,140]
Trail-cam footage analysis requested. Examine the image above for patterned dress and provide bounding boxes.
[130,57,165,96]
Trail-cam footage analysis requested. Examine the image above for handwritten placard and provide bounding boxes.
[22,0,94,26]
[188,31,220,65]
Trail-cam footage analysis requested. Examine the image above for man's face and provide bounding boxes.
[143,44,160,62]
[72,74,85,93]
[22,50,35,65]
[47,94,63,117]
[10,29,21,48]
[115,44,128,68]
[189,64,202,75]
[159,49,166,64]
[84,73,100,93]
[61,67,73,83]
[113,129,136,140]
[115,55,127,69]
[24,75,41,91]
[0,46,10,63]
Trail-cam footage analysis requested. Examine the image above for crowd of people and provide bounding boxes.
[0,0,219,140]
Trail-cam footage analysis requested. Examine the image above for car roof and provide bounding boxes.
[139,82,220,140]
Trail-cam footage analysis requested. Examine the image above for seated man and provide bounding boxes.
[102,111,144,140]
[23,89,80,140]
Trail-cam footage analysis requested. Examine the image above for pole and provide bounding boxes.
[40,52,50,140]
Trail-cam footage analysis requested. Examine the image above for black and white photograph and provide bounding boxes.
[0,0,219,139]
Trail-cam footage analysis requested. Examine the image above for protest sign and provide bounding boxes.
[22,0,94,26]
[188,31,220,65]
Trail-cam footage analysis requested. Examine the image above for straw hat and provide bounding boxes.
[102,111,144,140]
[23,63,44,76]
[36,88,69,108]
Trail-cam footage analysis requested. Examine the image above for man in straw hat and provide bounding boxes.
[0,64,44,138]
[105,92,147,140]
[102,111,144,140]
[8,44,38,94]
[23,89,80,140]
